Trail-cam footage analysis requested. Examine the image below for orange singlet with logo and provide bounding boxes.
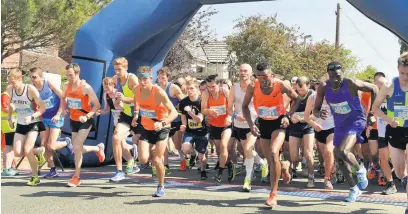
[207,89,228,127]
[135,85,168,131]
[253,79,286,120]
[360,91,377,129]
[66,83,91,121]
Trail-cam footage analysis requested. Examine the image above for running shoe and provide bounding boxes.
[227,162,236,182]
[243,178,251,192]
[214,171,222,184]
[140,163,150,170]
[382,182,397,195]
[26,176,40,186]
[180,159,187,171]
[377,176,386,186]
[65,137,74,155]
[344,187,362,202]
[67,175,81,187]
[324,177,333,190]
[200,171,207,180]
[110,171,125,182]
[152,186,165,197]
[214,161,219,171]
[132,144,138,161]
[254,163,261,172]
[96,143,106,163]
[265,192,278,208]
[124,160,135,174]
[291,168,298,179]
[261,159,269,182]
[1,168,19,176]
[402,176,408,192]
[133,164,141,173]
[356,166,368,190]
[306,177,315,188]
[367,167,376,180]
[165,165,171,175]
[189,155,196,168]
[37,148,46,166]
[152,166,157,177]
[43,168,58,178]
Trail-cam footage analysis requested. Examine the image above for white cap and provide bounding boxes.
[291,76,298,83]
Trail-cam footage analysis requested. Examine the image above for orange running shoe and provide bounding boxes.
[180,159,187,171]
[96,143,105,163]
[367,167,376,180]
[67,175,81,187]
[265,192,278,208]
[378,176,386,186]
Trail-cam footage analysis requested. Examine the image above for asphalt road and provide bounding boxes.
[1,157,406,214]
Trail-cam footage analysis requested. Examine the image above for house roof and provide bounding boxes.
[21,50,68,75]
[202,41,229,63]
[185,44,209,62]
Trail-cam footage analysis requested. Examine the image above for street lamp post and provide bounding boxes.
[303,35,312,48]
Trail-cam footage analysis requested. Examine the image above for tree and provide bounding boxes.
[164,7,218,74]
[226,15,359,80]
[1,0,109,63]
[355,65,377,82]
[400,39,408,54]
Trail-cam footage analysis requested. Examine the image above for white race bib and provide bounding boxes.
[43,98,54,109]
[258,106,278,118]
[394,106,408,120]
[295,112,305,120]
[139,108,157,119]
[330,101,351,115]
[67,98,82,110]
[210,106,226,116]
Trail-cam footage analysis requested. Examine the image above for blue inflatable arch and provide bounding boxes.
[63,0,408,166]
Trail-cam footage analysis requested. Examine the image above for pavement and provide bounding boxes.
[1,156,407,214]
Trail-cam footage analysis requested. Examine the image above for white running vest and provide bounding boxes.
[12,85,39,125]
[313,94,335,130]
[233,83,257,128]
[377,102,387,138]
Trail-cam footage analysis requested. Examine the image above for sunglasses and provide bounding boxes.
[327,64,342,71]
[398,59,408,66]
[30,75,39,79]
[255,74,270,80]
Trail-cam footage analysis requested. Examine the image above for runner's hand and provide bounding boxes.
[224,116,232,127]
[208,109,218,118]
[131,116,138,127]
[79,115,88,123]
[51,114,60,123]
[180,125,186,132]
[95,110,102,116]
[24,115,32,124]
[367,113,376,126]
[8,119,15,130]
[154,121,163,131]
[184,106,192,112]
[313,124,323,132]
[281,116,290,128]
[251,124,260,136]
[236,115,247,122]
[390,118,399,128]
[115,92,124,101]
[291,114,300,124]
[320,109,329,120]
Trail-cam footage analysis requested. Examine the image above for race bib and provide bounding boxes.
[258,106,278,118]
[139,108,157,119]
[43,98,54,109]
[67,98,82,110]
[210,106,226,116]
[15,106,33,117]
[378,117,387,126]
[394,106,408,120]
[111,109,121,120]
[329,101,351,115]
[188,119,203,129]
[295,112,305,120]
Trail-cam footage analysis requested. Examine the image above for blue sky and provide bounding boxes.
[202,0,401,78]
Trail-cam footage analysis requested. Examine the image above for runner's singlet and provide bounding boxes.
[40,78,60,119]
[66,82,91,121]
[253,79,286,120]
[387,77,408,127]
[135,85,168,131]
[12,85,40,125]
[233,83,257,128]
[207,89,228,127]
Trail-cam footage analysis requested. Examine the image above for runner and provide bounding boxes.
[179,80,208,180]
[109,57,140,182]
[373,52,408,203]
[61,63,105,187]
[370,72,397,195]
[97,77,139,178]
[1,89,18,176]
[132,66,178,197]
[29,68,73,178]
[242,62,300,207]
[227,64,268,191]
[313,61,376,202]
[304,79,335,190]
[288,76,315,188]
[201,74,232,184]
[6,68,46,185]
[157,67,185,171]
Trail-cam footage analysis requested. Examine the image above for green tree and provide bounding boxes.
[400,39,408,54]
[226,15,359,80]
[1,0,110,63]
[355,65,377,82]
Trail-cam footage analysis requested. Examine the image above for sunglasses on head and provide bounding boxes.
[327,64,342,71]
[399,59,408,66]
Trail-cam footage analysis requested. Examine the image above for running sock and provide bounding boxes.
[351,185,359,191]
[218,167,224,174]
[254,151,263,164]
[244,157,255,179]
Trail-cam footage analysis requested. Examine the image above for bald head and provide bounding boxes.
[239,63,253,81]
[374,76,386,88]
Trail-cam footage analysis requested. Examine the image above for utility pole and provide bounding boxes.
[335,3,341,49]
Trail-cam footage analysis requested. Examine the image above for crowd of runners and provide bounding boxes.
[1,52,408,209]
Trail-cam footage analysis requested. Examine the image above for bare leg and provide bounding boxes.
[23,131,40,176]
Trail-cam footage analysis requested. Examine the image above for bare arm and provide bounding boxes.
[28,85,46,117]
[48,80,63,98]
[313,82,326,118]
[157,88,177,124]
[227,84,235,117]
[6,86,14,120]
[242,83,255,127]
[201,90,210,116]
[304,94,321,129]
[351,79,378,113]
[188,110,204,123]
[280,81,299,116]
[172,84,185,101]
[83,83,101,118]
[181,114,187,126]
[373,83,393,123]
[100,93,111,115]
